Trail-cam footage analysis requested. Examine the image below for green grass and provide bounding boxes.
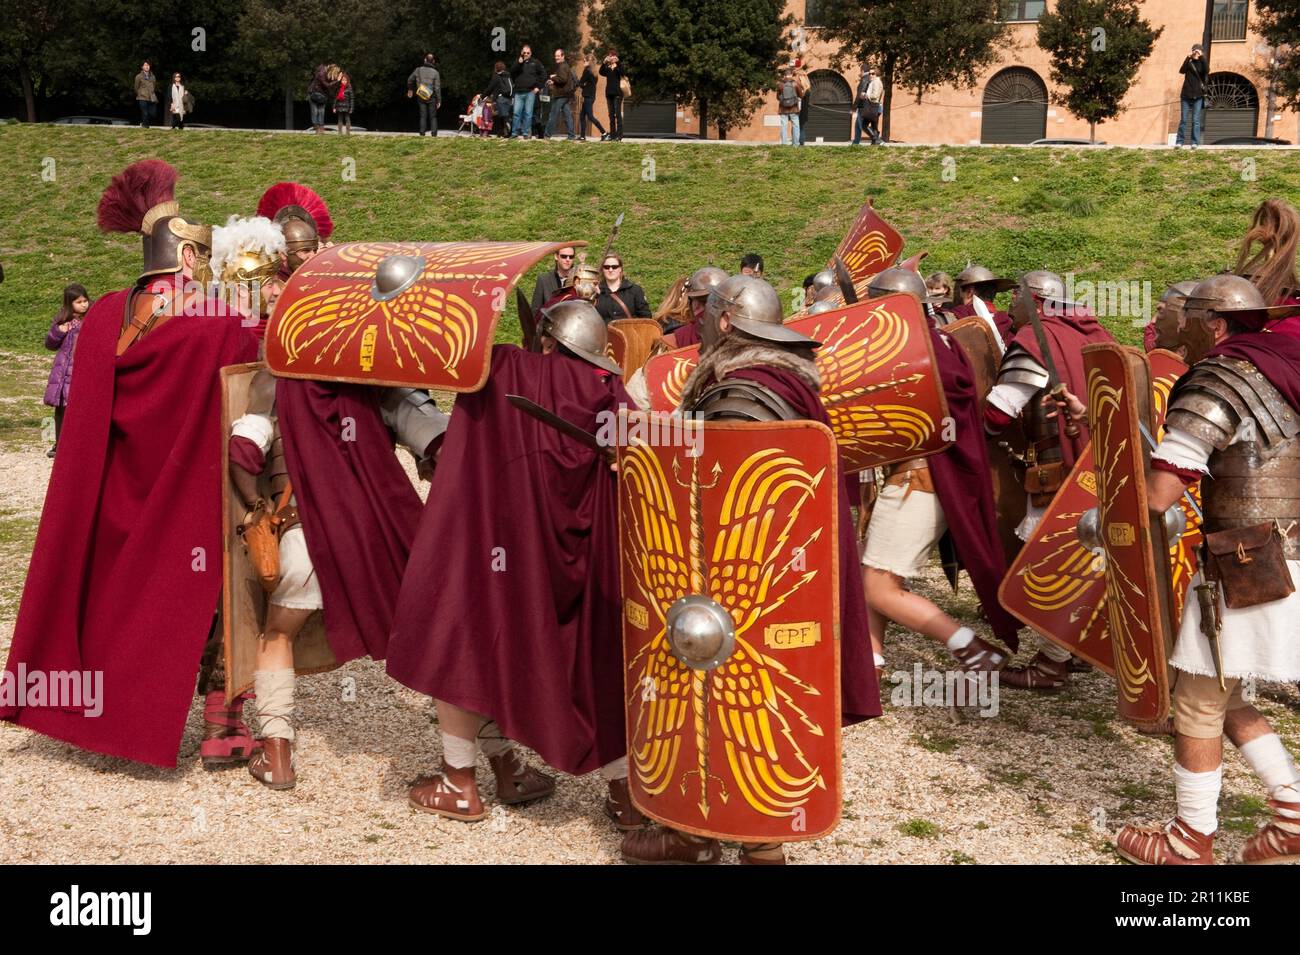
[3,126,1300,352]
[898,818,939,838]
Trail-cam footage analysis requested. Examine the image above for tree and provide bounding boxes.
[817,0,1014,141]
[589,0,792,138]
[0,0,84,121]
[1254,1,1300,112]
[1037,0,1161,142]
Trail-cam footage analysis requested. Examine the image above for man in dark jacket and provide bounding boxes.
[1176,44,1208,148]
[544,49,577,140]
[134,61,157,128]
[531,247,577,311]
[511,46,547,139]
[594,254,651,322]
[407,54,442,136]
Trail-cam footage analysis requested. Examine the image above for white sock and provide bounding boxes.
[476,720,513,758]
[253,668,295,741]
[1173,762,1222,835]
[1038,638,1072,664]
[873,652,886,669]
[599,756,628,781]
[442,732,478,769]
[1239,733,1300,801]
[946,626,975,651]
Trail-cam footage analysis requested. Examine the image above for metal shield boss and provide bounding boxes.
[265,240,584,390]
[617,417,841,841]
[641,293,951,472]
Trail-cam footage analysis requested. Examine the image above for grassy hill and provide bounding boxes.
[1,124,1298,353]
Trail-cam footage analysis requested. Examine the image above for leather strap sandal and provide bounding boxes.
[621,826,721,865]
[739,842,787,865]
[950,635,1005,673]
[1238,799,1300,864]
[488,749,556,806]
[604,777,651,831]
[1000,652,1070,692]
[409,762,486,822]
[1115,817,1215,865]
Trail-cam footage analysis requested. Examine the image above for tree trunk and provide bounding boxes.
[1089,120,1096,143]
[20,65,36,123]
[882,56,896,142]
[698,98,709,139]
[284,86,294,130]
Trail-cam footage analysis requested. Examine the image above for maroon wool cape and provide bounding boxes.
[723,366,883,723]
[275,379,425,662]
[925,328,1022,648]
[386,345,630,776]
[1196,322,1300,415]
[1009,308,1114,470]
[670,320,701,348]
[1,286,258,767]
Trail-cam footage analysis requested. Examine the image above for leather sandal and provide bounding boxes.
[409,762,486,822]
[950,635,1005,673]
[1115,817,1215,865]
[1237,799,1300,864]
[1000,652,1070,692]
[604,777,650,831]
[739,842,787,865]
[621,826,721,865]
[488,749,556,806]
[248,737,295,791]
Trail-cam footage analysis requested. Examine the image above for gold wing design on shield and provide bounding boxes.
[621,444,828,820]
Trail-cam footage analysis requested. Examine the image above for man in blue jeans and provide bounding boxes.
[1176,44,1208,148]
[511,45,547,139]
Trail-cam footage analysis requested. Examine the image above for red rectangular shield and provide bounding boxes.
[829,198,905,283]
[618,418,841,842]
[642,293,950,472]
[265,240,582,391]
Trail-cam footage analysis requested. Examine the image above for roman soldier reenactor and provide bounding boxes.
[983,270,1114,691]
[856,267,1021,678]
[1101,274,1300,864]
[620,274,883,865]
[1,161,259,766]
[385,300,645,826]
[942,264,1015,344]
[258,181,335,282]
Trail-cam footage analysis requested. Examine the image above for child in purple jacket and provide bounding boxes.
[43,283,91,458]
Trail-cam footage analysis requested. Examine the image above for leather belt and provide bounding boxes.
[882,456,929,478]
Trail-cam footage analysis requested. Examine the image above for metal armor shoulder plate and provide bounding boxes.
[688,378,800,422]
[1167,358,1300,451]
[996,343,1050,390]
[380,387,450,454]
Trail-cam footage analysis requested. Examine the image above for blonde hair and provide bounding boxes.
[653,274,692,327]
[1235,198,1300,305]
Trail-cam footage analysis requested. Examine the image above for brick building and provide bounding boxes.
[583,0,1296,145]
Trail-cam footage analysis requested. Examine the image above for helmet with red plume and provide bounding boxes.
[97,159,210,279]
[257,182,333,273]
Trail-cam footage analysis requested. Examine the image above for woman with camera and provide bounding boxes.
[598,50,628,142]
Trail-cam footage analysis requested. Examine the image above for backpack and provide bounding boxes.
[778,79,798,110]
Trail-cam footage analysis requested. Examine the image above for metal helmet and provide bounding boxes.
[1179,272,1300,337]
[807,298,839,315]
[207,215,287,317]
[1150,279,1203,358]
[867,266,943,304]
[685,265,727,300]
[565,262,602,302]
[705,274,818,345]
[810,269,837,294]
[812,283,841,303]
[141,202,212,279]
[1019,269,1066,300]
[539,299,623,374]
[956,264,1016,293]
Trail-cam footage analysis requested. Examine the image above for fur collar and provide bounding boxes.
[679,333,820,409]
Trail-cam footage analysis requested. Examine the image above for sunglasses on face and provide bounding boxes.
[603,264,621,270]
[558,254,575,260]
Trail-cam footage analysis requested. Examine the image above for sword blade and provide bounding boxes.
[832,255,858,304]
[516,287,538,352]
[506,394,608,456]
[1137,420,1204,521]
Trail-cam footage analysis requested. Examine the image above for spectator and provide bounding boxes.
[134,61,157,128]
[511,46,547,139]
[334,71,354,134]
[531,247,578,312]
[854,66,884,146]
[44,283,91,458]
[926,271,955,308]
[1176,44,1208,149]
[653,274,692,330]
[577,53,606,142]
[167,72,187,130]
[407,54,441,137]
[794,58,811,145]
[777,67,801,146]
[803,273,817,308]
[599,49,627,141]
[740,253,764,277]
[544,49,577,141]
[485,61,513,137]
[308,63,340,134]
[594,254,651,321]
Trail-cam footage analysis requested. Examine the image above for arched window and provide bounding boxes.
[803,70,853,143]
[1202,72,1259,143]
[981,67,1048,144]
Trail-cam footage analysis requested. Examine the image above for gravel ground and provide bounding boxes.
[2,352,1297,864]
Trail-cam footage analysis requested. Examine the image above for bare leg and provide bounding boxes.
[863,567,960,644]
[1224,705,1274,750]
